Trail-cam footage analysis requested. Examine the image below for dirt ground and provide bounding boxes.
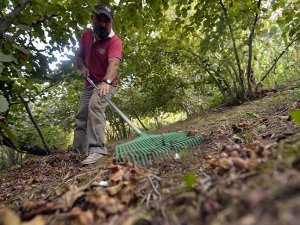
[0,81,300,225]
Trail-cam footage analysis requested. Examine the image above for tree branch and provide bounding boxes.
[2,135,49,155]
[32,13,60,26]
[19,95,51,154]
[9,13,60,42]
[256,37,300,91]
[0,0,31,38]
[10,73,67,105]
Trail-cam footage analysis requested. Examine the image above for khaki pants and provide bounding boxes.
[72,85,118,155]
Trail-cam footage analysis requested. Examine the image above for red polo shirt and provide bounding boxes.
[78,29,122,85]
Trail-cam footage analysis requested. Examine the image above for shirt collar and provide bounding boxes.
[108,29,115,38]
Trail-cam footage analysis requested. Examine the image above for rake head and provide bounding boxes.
[115,132,202,164]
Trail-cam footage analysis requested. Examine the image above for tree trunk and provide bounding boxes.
[2,135,49,155]
[246,0,262,98]
[219,0,244,98]
[132,111,149,131]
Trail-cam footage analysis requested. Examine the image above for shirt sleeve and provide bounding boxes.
[78,30,89,58]
[108,38,122,60]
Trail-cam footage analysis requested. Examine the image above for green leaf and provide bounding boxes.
[0,63,3,75]
[0,95,9,112]
[11,65,23,80]
[16,24,32,31]
[183,172,197,188]
[246,111,259,118]
[180,146,189,159]
[0,51,16,63]
[12,44,31,55]
[0,124,18,147]
[291,109,300,126]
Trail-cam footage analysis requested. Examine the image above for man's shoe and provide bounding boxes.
[81,153,105,165]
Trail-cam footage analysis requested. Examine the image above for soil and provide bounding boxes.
[0,81,300,225]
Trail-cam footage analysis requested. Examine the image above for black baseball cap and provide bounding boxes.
[94,4,113,20]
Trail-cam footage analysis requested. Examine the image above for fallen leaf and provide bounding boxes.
[216,128,225,135]
[187,130,196,136]
[78,210,94,225]
[204,155,213,160]
[118,184,136,204]
[219,152,228,158]
[110,169,125,183]
[107,163,123,173]
[232,157,248,169]
[0,208,21,225]
[219,158,233,170]
[106,182,129,196]
[54,185,84,211]
[86,193,124,214]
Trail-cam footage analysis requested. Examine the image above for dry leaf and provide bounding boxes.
[54,186,84,211]
[78,210,94,225]
[232,157,248,169]
[279,115,289,120]
[106,181,128,196]
[219,158,233,170]
[204,155,213,160]
[107,163,123,173]
[187,130,196,136]
[216,128,225,135]
[231,151,239,157]
[0,208,21,225]
[64,207,82,219]
[118,184,136,205]
[219,152,228,158]
[232,144,241,151]
[110,169,125,183]
[210,159,219,168]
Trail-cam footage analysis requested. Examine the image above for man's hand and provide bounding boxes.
[80,66,89,78]
[97,82,110,96]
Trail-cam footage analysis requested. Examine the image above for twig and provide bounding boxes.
[146,190,153,208]
[147,176,161,198]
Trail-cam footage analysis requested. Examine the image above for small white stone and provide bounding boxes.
[175,153,180,160]
[99,181,109,187]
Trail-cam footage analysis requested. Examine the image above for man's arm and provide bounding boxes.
[75,51,89,78]
[98,57,120,96]
[104,57,121,81]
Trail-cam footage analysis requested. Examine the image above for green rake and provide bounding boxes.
[87,77,203,164]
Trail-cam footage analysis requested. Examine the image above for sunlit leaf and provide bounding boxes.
[13,44,31,55]
[0,51,16,62]
[0,94,9,112]
[291,109,300,126]
[183,172,197,188]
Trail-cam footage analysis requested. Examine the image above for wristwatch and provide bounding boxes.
[103,78,112,85]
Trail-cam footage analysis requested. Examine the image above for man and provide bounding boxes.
[73,3,122,165]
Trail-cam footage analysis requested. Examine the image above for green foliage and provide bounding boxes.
[0,124,18,147]
[183,171,197,188]
[179,146,189,160]
[291,109,300,126]
[0,95,8,113]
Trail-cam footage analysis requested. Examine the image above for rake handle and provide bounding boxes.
[86,76,143,135]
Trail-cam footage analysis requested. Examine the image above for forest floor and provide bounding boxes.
[1,80,300,225]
